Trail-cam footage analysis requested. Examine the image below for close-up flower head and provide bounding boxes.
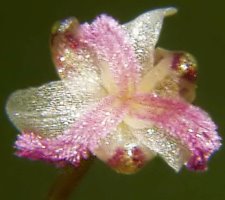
[6,7,221,177]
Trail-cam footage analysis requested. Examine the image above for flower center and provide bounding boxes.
[115,88,136,107]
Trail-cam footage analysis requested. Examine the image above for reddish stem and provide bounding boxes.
[47,157,94,200]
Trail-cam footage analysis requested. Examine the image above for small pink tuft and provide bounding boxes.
[15,132,88,167]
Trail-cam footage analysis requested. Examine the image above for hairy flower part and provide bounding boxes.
[6,7,221,174]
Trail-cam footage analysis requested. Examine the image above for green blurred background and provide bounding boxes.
[1,0,225,199]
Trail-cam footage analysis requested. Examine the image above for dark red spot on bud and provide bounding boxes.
[186,150,208,171]
[171,53,182,70]
[132,147,146,168]
[183,67,197,82]
[107,147,146,174]
[107,148,124,167]
[65,33,79,49]
[172,52,197,82]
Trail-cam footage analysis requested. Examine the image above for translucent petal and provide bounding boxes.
[94,123,155,174]
[130,127,190,171]
[6,76,106,138]
[123,7,177,73]
[131,94,221,171]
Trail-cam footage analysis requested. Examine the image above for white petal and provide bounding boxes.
[123,7,177,73]
[129,126,190,172]
[6,76,106,138]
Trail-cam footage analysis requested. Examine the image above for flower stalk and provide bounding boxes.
[47,157,94,200]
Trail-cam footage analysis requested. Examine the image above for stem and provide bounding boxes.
[47,157,94,200]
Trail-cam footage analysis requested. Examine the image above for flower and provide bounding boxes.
[6,7,221,174]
